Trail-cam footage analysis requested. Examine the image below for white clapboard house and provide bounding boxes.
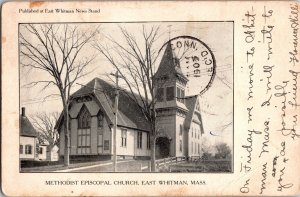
[20,107,38,160]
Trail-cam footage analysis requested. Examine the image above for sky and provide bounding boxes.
[20,22,233,149]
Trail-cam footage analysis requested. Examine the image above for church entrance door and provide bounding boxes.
[155,137,170,159]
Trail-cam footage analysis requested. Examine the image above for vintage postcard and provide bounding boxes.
[1,1,300,196]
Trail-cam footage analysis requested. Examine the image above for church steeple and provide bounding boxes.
[154,42,188,83]
[154,41,189,112]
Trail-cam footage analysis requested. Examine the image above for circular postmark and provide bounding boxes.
[159,36,216,95]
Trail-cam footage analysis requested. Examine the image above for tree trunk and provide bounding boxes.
[150,135,156,172]
[150,102,157,172]
[63,102,70,166]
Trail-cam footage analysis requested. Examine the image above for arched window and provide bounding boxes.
[97,111,104,127]
[78,105,91,129]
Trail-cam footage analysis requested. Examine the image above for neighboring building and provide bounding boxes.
[20,107,38,161]
[56,42,204,160]
[46,145,59,161]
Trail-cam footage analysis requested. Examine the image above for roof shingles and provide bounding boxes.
[71,78,151,131]
[20,116,38,137]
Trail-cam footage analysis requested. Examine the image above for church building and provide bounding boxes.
[56,42,204,160]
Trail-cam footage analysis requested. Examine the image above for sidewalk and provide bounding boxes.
[20,159,131,172]
[56,160,133,172]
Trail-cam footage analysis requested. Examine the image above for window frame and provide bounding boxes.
[137,131,143,149]
[25,144,32,154]
[39,147,43,154]
[121,129,127,147]
[179,124,183,136]
[97,111,104,127]
[156,88,164,102]
[166,86,175,101]
[104,140,110,150]
[179,140,182,152]
[176,87,185,103]
[78,105,91,129]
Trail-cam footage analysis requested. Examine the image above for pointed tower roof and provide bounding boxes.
[154,42,188,81]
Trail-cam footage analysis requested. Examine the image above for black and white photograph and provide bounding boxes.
[19,22,233,173]
[2,1,300,196]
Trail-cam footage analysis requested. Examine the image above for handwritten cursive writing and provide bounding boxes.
[277,167,293,191]
[289,3,299,66]
[260,162,268,194]
[259,120,270,157]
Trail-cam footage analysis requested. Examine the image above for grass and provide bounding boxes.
[159,159,232,172]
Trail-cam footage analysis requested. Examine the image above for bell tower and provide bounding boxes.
[153,42,189,157]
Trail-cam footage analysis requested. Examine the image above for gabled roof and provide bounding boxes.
[153,42,188,81]
[184,95,202,131]
[56,78,151,132]
[20,115,38,137]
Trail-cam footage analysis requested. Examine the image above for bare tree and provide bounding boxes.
[30,112,59,147]
[94,25,166,171]
[214,142,232,159]
[20,24,99,166]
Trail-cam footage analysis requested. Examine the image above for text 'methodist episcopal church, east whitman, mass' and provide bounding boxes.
[55,42,204,160]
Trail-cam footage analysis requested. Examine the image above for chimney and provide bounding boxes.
[21,107,25,117]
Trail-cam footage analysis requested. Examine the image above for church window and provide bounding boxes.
[137,131,142,149]
[179,124,183,136]
[77,129,91,154]
[97,130,103,153]
[77,105,91,154]
[156,88,164,102]
[179,140,182,152]
[166,87,175,101]
[104,140,109,150]
[78,105,91,129]
[176,87,185,103]
[97,111,104,127]
[121,129,127,147]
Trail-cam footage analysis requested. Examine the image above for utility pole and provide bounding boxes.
[110,71,122,172]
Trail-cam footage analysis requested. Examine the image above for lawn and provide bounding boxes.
[159,159,232,173]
